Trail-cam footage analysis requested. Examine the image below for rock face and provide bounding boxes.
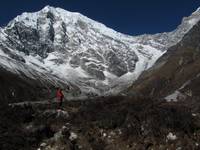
[0,6,200,97]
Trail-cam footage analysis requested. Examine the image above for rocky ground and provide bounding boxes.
[1,95,200,150]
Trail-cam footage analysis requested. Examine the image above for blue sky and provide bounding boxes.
[0,0,200,35]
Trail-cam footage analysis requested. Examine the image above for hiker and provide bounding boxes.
[56,87,64,109]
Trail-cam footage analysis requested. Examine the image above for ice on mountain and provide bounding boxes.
[0,5,200,96]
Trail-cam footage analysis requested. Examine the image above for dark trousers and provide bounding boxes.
[57,97,63,109]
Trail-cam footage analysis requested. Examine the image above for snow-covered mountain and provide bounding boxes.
[0,6,200,97]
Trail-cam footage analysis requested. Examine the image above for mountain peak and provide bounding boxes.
[40,5,81,18]
[40,5,75,15]
[42,5,53,11]
[40,5,58,14]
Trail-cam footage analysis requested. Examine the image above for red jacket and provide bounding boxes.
[56,89,64,100]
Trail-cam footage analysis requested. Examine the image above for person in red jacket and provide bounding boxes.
[56,87,64,109]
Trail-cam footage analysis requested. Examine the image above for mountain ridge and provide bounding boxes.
[128,19,200,102]
[0,6,200,98]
